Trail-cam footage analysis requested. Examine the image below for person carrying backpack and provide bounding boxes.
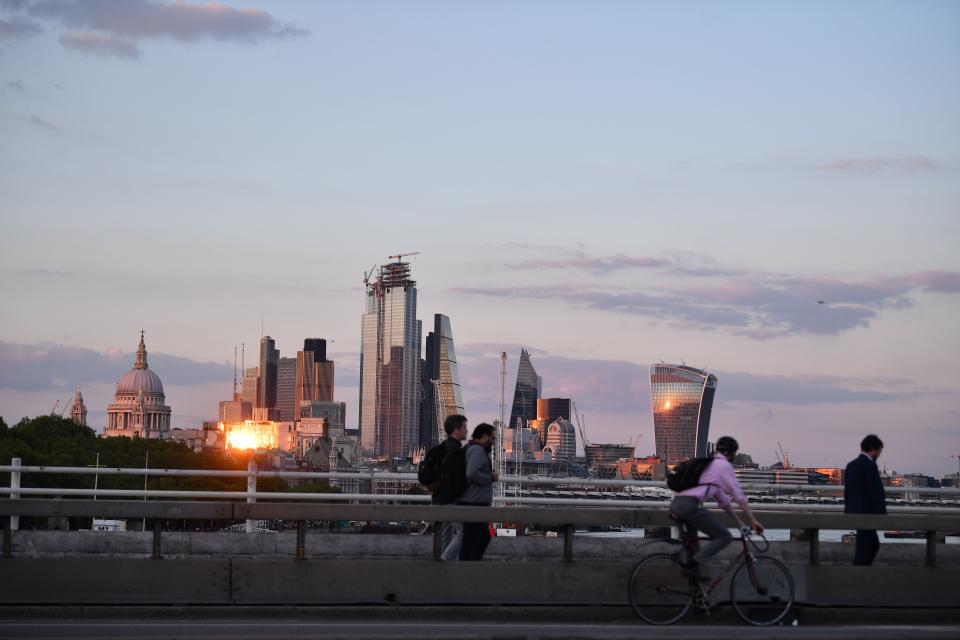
[420,414,469,560]
[669,436,763,580]
[458,423,499,561]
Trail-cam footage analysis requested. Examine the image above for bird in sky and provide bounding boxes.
[817,299,825,305]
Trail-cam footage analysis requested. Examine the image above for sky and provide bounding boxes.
[1,1,958,475]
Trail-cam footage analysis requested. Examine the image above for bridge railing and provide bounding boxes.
[3,458,960,567]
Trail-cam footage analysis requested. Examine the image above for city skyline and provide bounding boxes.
[1,1,958,474]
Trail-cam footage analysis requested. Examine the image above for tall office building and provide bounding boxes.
[240,367,260,407]
[276,357,297,422]
[528,397,571,444]
[359,259,422,457]
[295,338,335,414]
[419,314,465,448]
[649,364,718,464]
[258,336,279,410]
[509,348,542,429]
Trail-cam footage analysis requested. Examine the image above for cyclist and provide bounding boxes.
[670,436,764,579]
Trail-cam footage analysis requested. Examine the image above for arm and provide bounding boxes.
[464,446,493,486]
[870,464,887,515]
[717,463,763,532]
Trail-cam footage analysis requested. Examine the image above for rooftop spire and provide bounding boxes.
[135,330,148,369]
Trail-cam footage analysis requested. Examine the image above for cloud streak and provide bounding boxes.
[0,16,41,39]
[507,251,669,275]
[0,341,231,392]
[27,0,308,44]
[451,265,960,339]
[59,30,140,58]
[817,156,941,174]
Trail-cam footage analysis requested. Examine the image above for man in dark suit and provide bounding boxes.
[844,434,886,566]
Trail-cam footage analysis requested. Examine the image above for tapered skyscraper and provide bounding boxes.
[420,314,465,448]
[509,348,541,429]
[258,336,279,411]
[359,259,422,457]
[649,364,717,464]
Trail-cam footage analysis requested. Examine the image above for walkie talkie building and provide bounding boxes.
[649,364,717,464]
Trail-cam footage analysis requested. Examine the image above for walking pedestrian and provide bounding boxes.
[458,423,498,561]
[424,414,469,560]
[844,434,886,566]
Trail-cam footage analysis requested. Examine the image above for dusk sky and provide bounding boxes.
[1,1,958,475]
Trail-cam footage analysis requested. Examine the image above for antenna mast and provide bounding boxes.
[497,351,508,500]
[232,346,238,400]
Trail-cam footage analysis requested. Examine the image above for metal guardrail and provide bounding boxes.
[3,462,958,495]
[4,459,960,567]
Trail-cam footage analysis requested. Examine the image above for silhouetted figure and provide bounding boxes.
[844,434,886,566]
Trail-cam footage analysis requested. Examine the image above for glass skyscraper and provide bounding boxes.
[276,357,297,422]
[258,336,279,410]
[420,313,465,448]
[509,348,541,429]
[359,260,422,457]
[649,364,718,464]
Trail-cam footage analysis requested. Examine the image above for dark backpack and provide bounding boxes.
[666,456,714,492]
[418,443,447,491]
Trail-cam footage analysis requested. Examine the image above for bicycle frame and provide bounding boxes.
[679,529,768,601]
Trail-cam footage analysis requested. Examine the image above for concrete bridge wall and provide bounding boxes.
[2,532,958,608]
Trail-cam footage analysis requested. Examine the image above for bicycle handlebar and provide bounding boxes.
[739,527,770,552]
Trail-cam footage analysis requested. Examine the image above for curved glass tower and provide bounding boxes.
[649,364,717,464]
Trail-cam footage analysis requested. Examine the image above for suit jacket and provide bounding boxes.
[844,453,887,515]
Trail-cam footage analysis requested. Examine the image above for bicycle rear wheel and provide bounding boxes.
[627,552,693,625]
[730,555,794,626]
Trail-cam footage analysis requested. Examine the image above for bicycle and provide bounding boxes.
[628,517,795,626]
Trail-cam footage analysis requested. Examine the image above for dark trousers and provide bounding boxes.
[459,521,491,561]
[853,529,879,565]
[670,496,733,565]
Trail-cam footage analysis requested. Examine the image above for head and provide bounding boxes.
[715,436,739,462]
[444,414,468,441]
[471,422,496,448]
[860,434,883,461]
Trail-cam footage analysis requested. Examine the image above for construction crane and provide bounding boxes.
[777,441,792,469]
[570,400,588,451]
[50,399,60,416]
[388,251,420,262]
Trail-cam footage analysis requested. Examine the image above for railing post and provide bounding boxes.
[925,531,937,568]
[152,520,162,559]
[807,528,819,566]
[10,458,21,531]
[246,460,257,534]
[563,524,574,562]
[296,520,306,560]
[2,516,11,558]
[433,523,442,561]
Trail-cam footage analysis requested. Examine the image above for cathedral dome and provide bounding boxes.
[114,331,165,397]
[105,331,172,440]
[116,367,165,396]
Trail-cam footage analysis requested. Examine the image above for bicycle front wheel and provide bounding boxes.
[628,552,693,625]
[730,555,794,626]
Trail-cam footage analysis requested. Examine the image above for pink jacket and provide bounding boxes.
[677,454,749,509]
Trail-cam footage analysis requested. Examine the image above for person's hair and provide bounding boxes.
[443,414,467,435]
[715,436,739,455]
[471,423,495,440]
[860,434,884,452]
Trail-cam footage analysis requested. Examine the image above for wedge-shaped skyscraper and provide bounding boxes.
[509,348,542,429]
[420,314,465,448]
[649,364,717,464]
